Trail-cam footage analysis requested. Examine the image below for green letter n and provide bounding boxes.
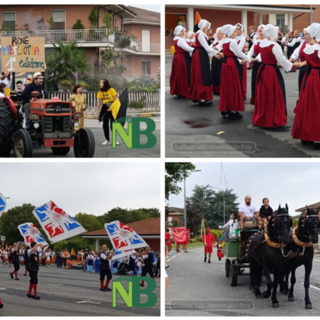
[112,122,132,148]
[112,280,133,307]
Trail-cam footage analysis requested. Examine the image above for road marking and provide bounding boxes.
[171,256,176,259]
[76,301,101,305]
[314,260,320,263]
[47,284,63,287]
[167,259,171,262]
[310,285,320,291]
[0,288,7,290]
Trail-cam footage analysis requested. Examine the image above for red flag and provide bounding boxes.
[172,227,187,243]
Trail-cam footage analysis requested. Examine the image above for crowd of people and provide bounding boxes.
[169,20,320,147]
[0,241,159,308]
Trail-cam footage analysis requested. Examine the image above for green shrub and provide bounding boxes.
[53,237,93,253]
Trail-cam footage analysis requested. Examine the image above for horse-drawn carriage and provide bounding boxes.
[223,221,258,286]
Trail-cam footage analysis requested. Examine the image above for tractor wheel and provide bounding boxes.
[74,128,95,158]
[0,100,14,157]
[51,147,70,156]
[13,129,33,158]
[225,259,231,277]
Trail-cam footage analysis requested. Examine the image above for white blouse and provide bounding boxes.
[196,30,218,57]
[173,36,194,53]
[303,43,320,59]
[259,39,292,72]
[247,40,262,62]
[235,35,246,51]
[290,42,304,62]
[287,37,301,47]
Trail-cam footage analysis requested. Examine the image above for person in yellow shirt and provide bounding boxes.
[96,80,118,146]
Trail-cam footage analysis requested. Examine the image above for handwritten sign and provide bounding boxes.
[1,37,45,72]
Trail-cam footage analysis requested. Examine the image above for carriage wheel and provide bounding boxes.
[225,259,230,277]
[230,264,238,286]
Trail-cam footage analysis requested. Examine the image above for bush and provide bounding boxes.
[210,229,222,241]
[53,237,93,253]
[129,96,146,108]
[119,37,131,48]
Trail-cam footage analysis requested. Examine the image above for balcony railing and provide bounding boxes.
[114,36,160,53]
[0,29,115,45]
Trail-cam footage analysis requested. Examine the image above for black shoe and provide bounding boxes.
[104,287,112,291]
[33,295,40,300]
[221,111,227,117]
[204,256,207,262]
[199,100,213,106]
[15,278,19,281]
[244,97,247,101]
[0,303,3,308]
[140,283,145,287]
[208,260,211,263]
[10,274,13,279]
[279,125,291,131]
[100,288,108,291]
[27,294,34,298]
[24,274,27,276]
[235,112,243,119]
[192,100,198,103]
[313,142,320,150]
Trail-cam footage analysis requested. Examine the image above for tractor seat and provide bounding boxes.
[243,221,258,229]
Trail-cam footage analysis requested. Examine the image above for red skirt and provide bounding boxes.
[170,53,189,97]
[217,250,224,258]
[186,50,213,101]
[252,65,287,127]
[242,63,247,98]
[213,85,220,94]
[292,69,320,141]
[219,57,245,112]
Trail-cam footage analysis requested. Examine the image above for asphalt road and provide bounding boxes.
[7,118,161,158]
[165,54,318,158]
[0,264,160,316]
[165,246,320,316]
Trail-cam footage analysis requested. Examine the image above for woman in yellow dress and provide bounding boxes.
[69,84,87,130]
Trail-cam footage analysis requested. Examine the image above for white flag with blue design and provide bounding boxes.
[0,192,7,217]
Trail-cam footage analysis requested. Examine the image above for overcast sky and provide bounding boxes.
[129,5,160,13]
[167,162,320,214]
[1,162,160,216]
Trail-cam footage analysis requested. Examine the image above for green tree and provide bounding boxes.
[73,213,103,232]
[165,162,196,200]
[139,208,160,218]
[97,207,151,225]
[186,199,202,235]
[0,204,49,245]
[53,237,95,253]
[45,41,91,91]
[72,19,85,30]
[206,189,239,228]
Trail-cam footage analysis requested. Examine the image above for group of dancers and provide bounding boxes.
[170,20,320,146]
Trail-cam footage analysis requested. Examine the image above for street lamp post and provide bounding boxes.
[184,170,201,228]
[211,187,226,225]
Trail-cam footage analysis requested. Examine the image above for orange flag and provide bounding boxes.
[194,12,202,33]
[71,248,76,256]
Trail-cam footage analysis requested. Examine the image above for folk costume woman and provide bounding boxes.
[291,23,320,147]
[186,19,219,105]
[247,24,265,105]
[170,26,194,98]
[235,23,248,100]
[289,26,311,95]
[217,24,250,119]
[216,241,224,263]
[252,24,292,130]
[211,27,225,94]
[186,31,195,46]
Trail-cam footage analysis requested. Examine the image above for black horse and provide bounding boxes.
[280,207,319,309]
[248,204,292,308]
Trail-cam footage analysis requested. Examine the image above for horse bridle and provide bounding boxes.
[299,212,319,239]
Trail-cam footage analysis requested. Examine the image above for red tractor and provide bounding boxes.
[0,92,95,157]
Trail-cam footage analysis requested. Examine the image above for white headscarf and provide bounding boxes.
[304,26,311,34]
[257,24,265,32]
[262,24,278,41]
[236,23,243,33]
[198,19,211,32]
[309,23,320,41]
[187,31,195,39]
[213,27,222,40]
[174,26,184,37]
[221,24,236,37]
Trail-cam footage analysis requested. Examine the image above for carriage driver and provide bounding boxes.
[238,195,262,229]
